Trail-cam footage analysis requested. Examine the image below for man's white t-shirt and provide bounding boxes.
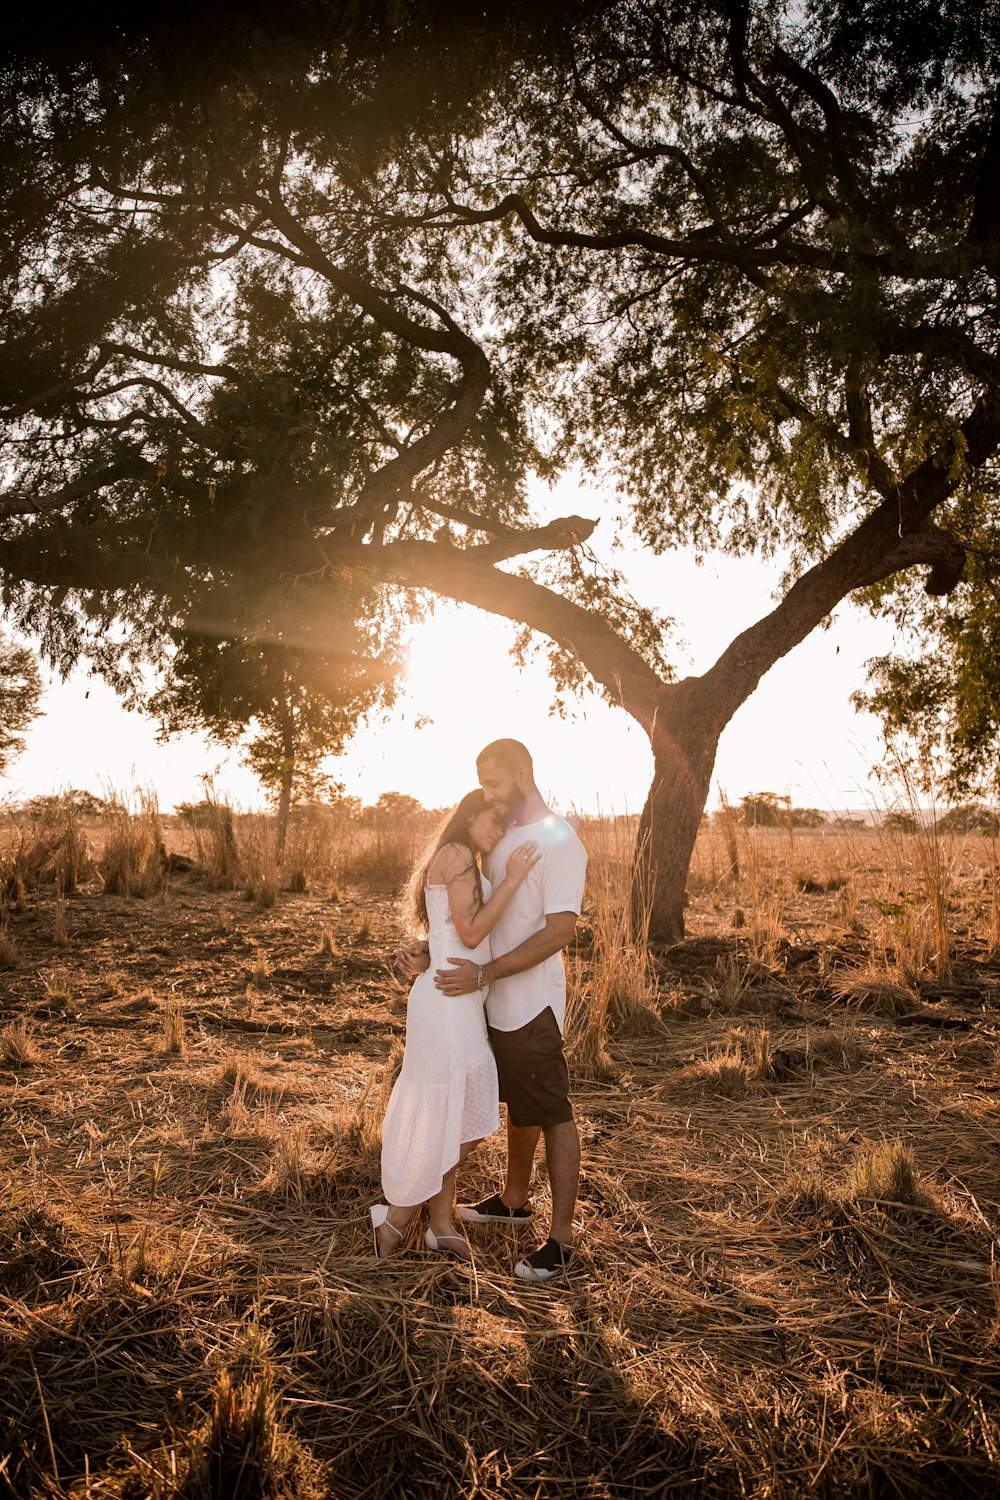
[482,811,587,1035]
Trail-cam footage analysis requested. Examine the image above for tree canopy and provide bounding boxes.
[1,0,998,932]
[0,633,42,776]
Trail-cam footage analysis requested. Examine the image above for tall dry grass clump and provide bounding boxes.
[844,1139,930,1208]
[180,795,434,901]
[280,808,340,893]
[869,756,955,983]
[0,924,19,969]
[160,1000,185,1055]
[235,815,281,907]
[165,1367,323,1500]
[1,1019,41,1068]
[0,798,93,902]
[99,790,165,897]
[566,816,660,1074]
[716,789,741,883]
[183,792,242,889]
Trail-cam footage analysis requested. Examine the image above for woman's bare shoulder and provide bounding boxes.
[426,842,475,885]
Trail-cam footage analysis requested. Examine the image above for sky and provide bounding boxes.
[4,476,910,818]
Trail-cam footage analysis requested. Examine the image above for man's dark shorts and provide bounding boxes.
[487,1006,574,1129]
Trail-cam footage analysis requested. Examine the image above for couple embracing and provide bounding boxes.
[371,738,587,1281]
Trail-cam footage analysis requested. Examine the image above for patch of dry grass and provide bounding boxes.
[0,806,998,1497]
[844,1137,931,1207]
[0,923,19,969]
[160,1000,185,1055]
[567,817,663,1076]
[0,801,93,901]
[99,790,165,898]
[1,1017,40,1067]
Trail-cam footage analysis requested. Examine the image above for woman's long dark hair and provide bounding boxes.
[407,789,489,931]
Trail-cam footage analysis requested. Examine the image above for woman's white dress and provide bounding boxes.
[380,882,501,1206]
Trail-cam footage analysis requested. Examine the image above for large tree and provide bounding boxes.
[1,0,998,937]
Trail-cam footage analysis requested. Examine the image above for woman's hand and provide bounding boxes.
[504,841,541,886]
[395,940,430,979]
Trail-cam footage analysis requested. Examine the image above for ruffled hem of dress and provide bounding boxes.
[380,1072,500,1207]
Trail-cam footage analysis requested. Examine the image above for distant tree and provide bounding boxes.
[22,789,108,818]
[150,634,394,861]
[882,810,919,834]
[740,792,790,828]
[0,634,42,776]
[175,798,226,828]
[791,808,828,829]
[936,803,1000,836]
[326,795,363,826]
[362,792,426,829]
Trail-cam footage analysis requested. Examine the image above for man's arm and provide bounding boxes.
[434,911,578,996]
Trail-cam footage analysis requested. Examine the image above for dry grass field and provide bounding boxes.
[1,801,999,1498]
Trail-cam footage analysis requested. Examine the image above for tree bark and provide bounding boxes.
[633,684,723,943]
[275,768,293,865]
[275,712,295,866]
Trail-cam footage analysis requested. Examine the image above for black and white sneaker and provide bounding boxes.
[514,1238,574,1282]
[457,1193,533,1225]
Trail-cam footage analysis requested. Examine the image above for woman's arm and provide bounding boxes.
[428,842,540,949]
[434,911,578,995]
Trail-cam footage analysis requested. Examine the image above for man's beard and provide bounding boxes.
[504,791,527,823]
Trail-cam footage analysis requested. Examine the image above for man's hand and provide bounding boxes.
[434,958,482,996]
[396,940,430,979]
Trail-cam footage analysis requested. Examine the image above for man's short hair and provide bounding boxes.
[477,738,534,777]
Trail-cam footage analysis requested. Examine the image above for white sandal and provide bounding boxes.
[425,1228,472,1263]
[370,1204,404,1259]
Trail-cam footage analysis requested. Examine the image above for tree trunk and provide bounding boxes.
[275,709,296,865]
[275,766,293,865]
[632,684,722,943]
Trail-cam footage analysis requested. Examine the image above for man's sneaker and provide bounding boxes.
[514,1238,574,1282]
[457,1193,533,1225]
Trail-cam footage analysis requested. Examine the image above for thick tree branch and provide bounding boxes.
[443,514,597,562]
[0,462,141,521]
[264,197,483,359]
[1,349,114,421]
[443,189,827,270]
[695,390,1000,724]
[440,189,949,280]
[770,46,862,212]
[337,535,664,729]
[843,364,899,497]
[898,388,1000,528]
[262,198,491,526]
[75,376,209,432]
[700,516,969,725]
[102,344,241,382]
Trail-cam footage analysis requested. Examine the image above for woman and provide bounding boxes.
[372,790,539,1260]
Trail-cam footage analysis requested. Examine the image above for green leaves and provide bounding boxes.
[1,0,998,800]
[0,634,42,776]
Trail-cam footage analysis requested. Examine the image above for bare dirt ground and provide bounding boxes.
[2,826,1000,1498]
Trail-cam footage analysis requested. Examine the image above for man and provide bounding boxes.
[399,738,587,1281]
